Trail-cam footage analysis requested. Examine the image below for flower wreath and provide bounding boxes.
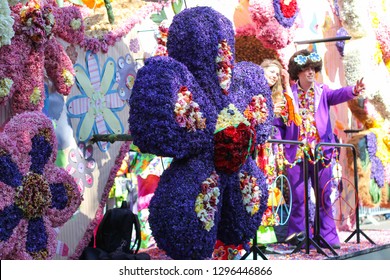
[129,6,273,259]
[248,0,299,49]
[0,111,82,259]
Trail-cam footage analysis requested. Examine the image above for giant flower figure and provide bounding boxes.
[0,0,84,114]
[0,111,82,259]
[66,51,126,152]
[129,6,274,260]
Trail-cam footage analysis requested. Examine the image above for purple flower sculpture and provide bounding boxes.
[0,111,82,259]
[129,6,274,260]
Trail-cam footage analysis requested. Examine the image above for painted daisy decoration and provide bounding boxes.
[67,51,126,152]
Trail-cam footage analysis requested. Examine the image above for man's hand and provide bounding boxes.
[353,78,365,96]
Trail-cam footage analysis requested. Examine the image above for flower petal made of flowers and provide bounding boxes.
[45,167,82,228]
[66,95,90,117]
[101,107,124,134]
[26,217,48,255]
[0,154,23,188]
[74,64,94,99]
[49,183,69,210]
[29,134,53,175]
[78,110,95,142]
[0,204,23,243]
[100,58,116,95]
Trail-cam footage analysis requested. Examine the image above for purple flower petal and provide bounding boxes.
[50,183,68,210]
[29,135,53,174]
[0,205,23,242]
[0,155,23,187]
[26,217,47,254]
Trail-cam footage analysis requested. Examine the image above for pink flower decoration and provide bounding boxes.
[0,111,82,259]
[0,2,85,114]
[248,0,299,49]
[376,20,390,63]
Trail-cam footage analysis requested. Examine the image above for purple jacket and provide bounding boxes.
[273,82,356,162]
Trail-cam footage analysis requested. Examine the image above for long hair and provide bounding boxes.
[261,59,284,103]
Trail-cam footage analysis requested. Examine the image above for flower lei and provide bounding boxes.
[0,111,81,260]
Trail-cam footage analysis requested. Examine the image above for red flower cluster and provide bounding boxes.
[279,0,298,18]
[214,123,256,173]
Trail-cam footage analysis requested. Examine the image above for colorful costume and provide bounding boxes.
[273,82,356,247]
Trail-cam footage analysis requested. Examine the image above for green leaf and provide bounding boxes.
[150,9,167,24]
[172,0,183,14]
[369,179,381,204]
[55,150,67,168]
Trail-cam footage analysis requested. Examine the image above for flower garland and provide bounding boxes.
[248,0,299,49]
[174,86,206,132]
[129,6,272,259]
[239,172,261,216]
[216,39,233,95]
[0,111,81,259]
[243,94,269,126]
[194,171,220,231]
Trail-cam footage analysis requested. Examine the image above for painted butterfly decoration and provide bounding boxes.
[129,6,274,259]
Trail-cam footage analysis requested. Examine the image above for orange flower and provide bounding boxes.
[82,0,106,9]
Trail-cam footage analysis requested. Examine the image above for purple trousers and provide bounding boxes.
[286,162,340,246]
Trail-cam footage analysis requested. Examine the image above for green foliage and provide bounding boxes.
[150,9,167,24]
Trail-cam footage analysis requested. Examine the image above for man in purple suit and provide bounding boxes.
[273,49,365,249]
